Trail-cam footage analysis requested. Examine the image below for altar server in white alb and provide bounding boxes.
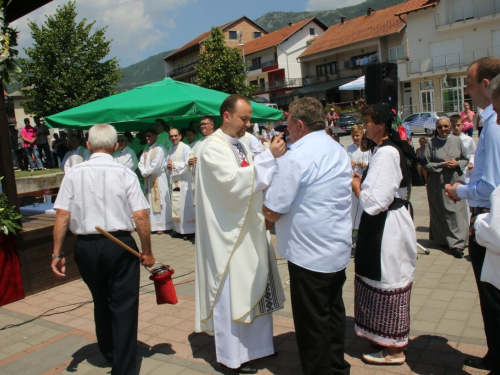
[61,134,90,173]
[166,128,195,239]
[195,94,286,374]
[113,133,138,171]
[138,128,173,234]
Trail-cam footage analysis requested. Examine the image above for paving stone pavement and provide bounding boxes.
[0,185,491,374]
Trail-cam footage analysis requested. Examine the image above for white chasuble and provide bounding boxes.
[113,146,138,171]
[138,143,173,232]
[194,129,285,368]
[61,146,90,173]
[167,142,195,234]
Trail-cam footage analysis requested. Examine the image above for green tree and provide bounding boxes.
[195,27,255,98]
[17,1,122,117]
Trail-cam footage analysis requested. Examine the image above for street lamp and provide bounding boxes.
[239,43,245,64]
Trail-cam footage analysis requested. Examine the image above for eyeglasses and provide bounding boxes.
[437,126,449,129]
[200,122,212,126]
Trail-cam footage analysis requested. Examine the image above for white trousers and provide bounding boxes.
[213,272,274,368]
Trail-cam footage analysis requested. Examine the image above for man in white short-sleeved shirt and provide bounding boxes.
[51,124,155,375]
[264,97,352,375]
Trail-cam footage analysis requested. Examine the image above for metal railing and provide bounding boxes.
[435,0,500,27]
[167,61,199,78]
[248,59,278,71]
[252,78,303,93]
[406,45,500,75]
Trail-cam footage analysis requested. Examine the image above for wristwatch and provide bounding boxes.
[52,252,65,259]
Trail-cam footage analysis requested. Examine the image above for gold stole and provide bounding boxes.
[144,146,162,213]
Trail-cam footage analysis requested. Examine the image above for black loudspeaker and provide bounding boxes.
[365,62,398,108]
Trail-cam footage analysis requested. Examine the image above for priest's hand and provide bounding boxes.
[167,160,173,170]
[270,134,287,158]
[188,156,197,165]
[265,219,275,231]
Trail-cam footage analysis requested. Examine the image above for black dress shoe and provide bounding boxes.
[220,363,258,374]
[451,248,464,258]
[464,357,491,370]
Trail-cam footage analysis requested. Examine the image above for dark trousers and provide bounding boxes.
[469,232,500,373]
[288,262,350,375]
[74,233,140,375]
[37,142,53,168]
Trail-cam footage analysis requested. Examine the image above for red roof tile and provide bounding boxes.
[300,0,435,59]
[165,16,267,61]
[243,17,326,56]
[395,0,439,15]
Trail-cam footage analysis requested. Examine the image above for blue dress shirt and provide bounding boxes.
[264,130,352,273]
[457,104,500,208]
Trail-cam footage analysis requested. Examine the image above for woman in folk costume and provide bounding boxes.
[351,103,417,365]
[138,129,173,234]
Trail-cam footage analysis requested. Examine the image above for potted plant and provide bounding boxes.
[0,177,25,306]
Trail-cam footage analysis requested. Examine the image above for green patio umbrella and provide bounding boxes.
[45,78,283,131]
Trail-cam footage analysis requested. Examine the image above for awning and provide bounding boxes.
[291,77,356,96]
[339,76,365,91]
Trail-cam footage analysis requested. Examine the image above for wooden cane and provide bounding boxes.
[95,226,142,259]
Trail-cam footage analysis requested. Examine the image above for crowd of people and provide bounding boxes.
[46,56,500,375]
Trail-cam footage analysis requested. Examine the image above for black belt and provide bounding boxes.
[77,230,131,241]
[388,198,413,219]
[470,207,489,215]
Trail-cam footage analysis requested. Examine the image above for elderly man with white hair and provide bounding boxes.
[51,124,155,375]
[113,133,138,171]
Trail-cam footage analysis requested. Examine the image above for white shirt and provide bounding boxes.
[114,145,138,171]
[457,104,500,208]
[245,133,263,157]
[264,130,352,273]
[475,185,500,290]
[346,143,372,175]
[54,153,149,234]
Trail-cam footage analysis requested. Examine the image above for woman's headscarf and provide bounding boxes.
[372,102,416,160]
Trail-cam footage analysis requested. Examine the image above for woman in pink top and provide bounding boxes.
[460,102,475,137]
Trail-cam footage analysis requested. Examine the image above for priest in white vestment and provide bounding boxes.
[166,128,195,238]
[138,129,173,234]
[195,95,287,372]
[61,134,90,173]
[189,115,216,196]
[154,118,173,153]
[114,134,138,171]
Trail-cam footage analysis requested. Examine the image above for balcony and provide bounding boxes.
[252,78,302,94]
[435,0,500,27]
[406,45,500,75]
[249,59,277,71]
[167,61,199,78]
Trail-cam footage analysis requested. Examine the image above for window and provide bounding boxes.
[249,80,258,86]
[309,28,315,36]
[316,62,337,77]
[251,57,261,67]
[254,32,261,39]
[229,31,237,40]
[389,46,404,62]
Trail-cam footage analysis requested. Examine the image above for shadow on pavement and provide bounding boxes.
[66,341,175,373]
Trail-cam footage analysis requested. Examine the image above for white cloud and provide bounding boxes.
[306,0,365,11]
[11,0,195,66]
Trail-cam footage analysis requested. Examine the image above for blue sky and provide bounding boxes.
[12,0,365,67]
